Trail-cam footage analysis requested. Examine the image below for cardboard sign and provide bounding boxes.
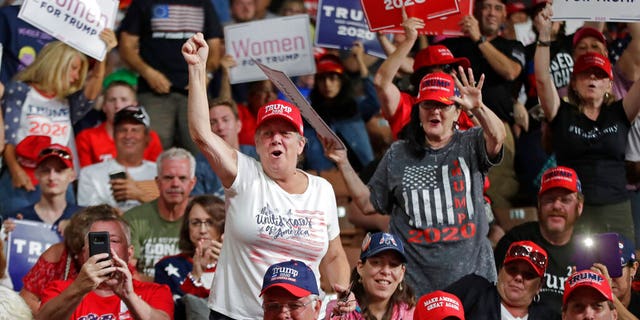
[6,220,63,291]
[255,60,346,150]
[18,0,118,61]
[373,0,473,36]
[315,0,386,58]
[552,1,640,22]
[361,0,460,32]
[225,15,316,84]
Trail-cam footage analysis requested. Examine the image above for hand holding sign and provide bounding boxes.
[253,60,346,150]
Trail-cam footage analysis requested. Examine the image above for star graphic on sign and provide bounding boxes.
[165,263,180,278]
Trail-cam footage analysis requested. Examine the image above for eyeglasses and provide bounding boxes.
[263,300,314,313]
[39,147,72,160]
[507,244,548,271]
[189,219,214,229]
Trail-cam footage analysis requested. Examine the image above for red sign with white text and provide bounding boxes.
[361,0,460,32]
[361,0,472,36]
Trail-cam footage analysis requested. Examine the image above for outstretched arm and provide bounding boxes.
[321,137,376,215]
[533,4,561,122]
[616,23,640,93]
[83,29,118,100]
[184,33,238,188]
[373,12,424,120]
[451,67,505,158]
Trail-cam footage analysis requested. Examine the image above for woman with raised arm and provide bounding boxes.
[534,4,640,241]
[183,33,351,319]
[323,67,505,296]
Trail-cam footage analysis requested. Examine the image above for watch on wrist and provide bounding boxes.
[475,36,486,46]
[537,40,552,47]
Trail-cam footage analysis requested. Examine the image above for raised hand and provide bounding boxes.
[319,135,348,167]
[451,66,485,112]
[72,253,116,294]
[107,249,135,299]
[459,15,481,42]
[182,32,209,67]
[401,7,425,41]
[99,28,118,52]
[533,3,554,41]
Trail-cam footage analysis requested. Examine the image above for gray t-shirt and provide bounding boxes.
[368,127,501,296]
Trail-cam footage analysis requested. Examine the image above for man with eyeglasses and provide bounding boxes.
[562,270,617,320]
[260,260,321,320]
[78,106,159,213]
[444,240,556,319]
[495,166,584,317]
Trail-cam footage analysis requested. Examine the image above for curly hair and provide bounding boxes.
[63,205,126,256]
[178,195,226,256]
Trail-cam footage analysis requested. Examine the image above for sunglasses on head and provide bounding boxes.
[39,147,71,160]
[119,106,146,121]
[507,244,547,270]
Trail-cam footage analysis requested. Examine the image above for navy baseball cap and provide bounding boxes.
[619,234,637,266]
[360,232,407,262]
[260,260,319,298]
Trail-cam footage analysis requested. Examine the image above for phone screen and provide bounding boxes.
[109,171,126,180]
[572,233,622,278]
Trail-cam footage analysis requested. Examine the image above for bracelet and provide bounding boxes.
[187,272,203,287]
[475,36,486,46]
[466,111,475,119]
[537,40,551,47]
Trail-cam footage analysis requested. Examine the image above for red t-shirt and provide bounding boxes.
[385,92,474,140]
[237,103,257,146]
[75,123,164,167]
[41,278,174,319]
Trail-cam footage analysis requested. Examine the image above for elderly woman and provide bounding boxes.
[445,241,555,319]
[323,67,505,296]
[183,33,351,319]
[154,195,225,320]
[534,5,640,241]
[325,232,415,319]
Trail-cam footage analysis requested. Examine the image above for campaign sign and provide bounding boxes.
[225,15,316,84]
[255,60,346,150]
[361,0,460,32]
[315,0,386,59]
[552,1,640,22]
[6,220,62,291]
[18,0,118,61]
[374,0,472,36]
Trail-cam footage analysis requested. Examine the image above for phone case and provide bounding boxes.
[88,231,111,262]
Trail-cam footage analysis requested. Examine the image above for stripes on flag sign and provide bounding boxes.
[151,4,205,33]
[401,157,475,229]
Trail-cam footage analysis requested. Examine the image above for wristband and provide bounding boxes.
[537,40,551,47]
[475,36,486,46]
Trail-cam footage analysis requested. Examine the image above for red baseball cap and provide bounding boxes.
[316,54,344,75]
[573,52,613,80]
[256,99,304,135]
[572,27,607,48]
[15,135,52,185]
[503,241,548,278]
[563,270,613,305]
[414,72,458,106]
[413,290,465,320]
[506,1,526,16]
[413,45,470,72]
[37,144,73,169]
[539,166,582,195]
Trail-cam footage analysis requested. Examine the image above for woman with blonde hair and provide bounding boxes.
[0,30,117,216]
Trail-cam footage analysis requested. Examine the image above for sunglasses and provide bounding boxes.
[39,147,72,160]
[507,244,547,271]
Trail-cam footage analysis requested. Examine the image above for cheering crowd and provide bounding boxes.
[2,0,640,319]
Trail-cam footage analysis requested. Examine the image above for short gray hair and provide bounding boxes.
[156,147,196,178]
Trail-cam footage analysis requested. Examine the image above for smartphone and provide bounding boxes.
[109,171,126,180]
[572,233,622,278]
[88,231,111,263]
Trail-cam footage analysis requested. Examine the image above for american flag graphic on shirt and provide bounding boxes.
[151,5,204,33]
[401,157,475,229]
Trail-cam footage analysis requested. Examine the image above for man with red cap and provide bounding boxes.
[495,166,583,316]
[260,260,321,320]
[562,270,617,319]
[445,241,555,319]
[3,143,81,232]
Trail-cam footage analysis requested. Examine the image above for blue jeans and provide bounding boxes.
[304,116,374,171]
[0,169,76,217]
